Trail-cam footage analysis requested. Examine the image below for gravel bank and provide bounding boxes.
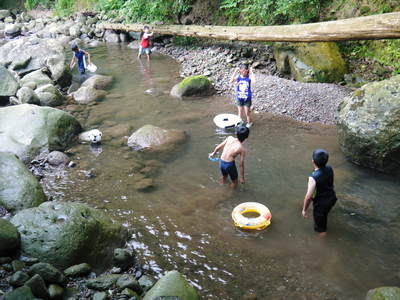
[157,43,352,124]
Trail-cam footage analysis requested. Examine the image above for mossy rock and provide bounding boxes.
[143,271,199,300]
[11,202,128,271]
[336,75,400,173]
[274,42,346,83]
[170,75,214,98]
[366,286,400,300]
[0,152,46,212]
[0,218,20,256]
[0,104,82,163]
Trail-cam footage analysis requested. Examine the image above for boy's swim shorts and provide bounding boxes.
[220,159,238,181]
[236,98,252,107]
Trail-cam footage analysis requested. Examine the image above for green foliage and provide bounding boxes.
[220,0,322,25]
[25,0,55,10]
[54,0,74,16]
[172,36,202,46]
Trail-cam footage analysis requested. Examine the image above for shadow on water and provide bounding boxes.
[48,44,400,299]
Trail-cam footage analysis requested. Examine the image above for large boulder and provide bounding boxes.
[104,30,120,43]
[20,69,53,89]
[0,104,82,163]
[127,125,186,153]
[0,65,19,105]
[0,218,20,256]
[0,10,11,21]
[336,75,400,173]
[72,86,107,104]
[143,271,200,300]
[170,75,214,98]
[366,287,400,300]
[35,84,64,107]
[5,24,20,37]
[11,201,128,270]
[4,286,35,300]
[81,75,113,90]
[16,87,40,105]
[274,42,346,83]
[0,37,71,87]
[0,152,46,212]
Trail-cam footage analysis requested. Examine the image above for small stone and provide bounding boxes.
[11,260,25,272]
[113,248,135,270]
[110,267,121,274]
[93,291,108,300]
[64,263,91,277]
[28,262,65,284]
[4,286,35,300]
[86,274,121,291]
[25,274,50,299]
[47,151,70,166]
[48,284,64,300]
[19,257,39,266]
[138,275,155,292]
[121,288,139,298]
[116,274,142,293]
[68,161,76,168]
[9,271,30,287]
[277,285,286,291]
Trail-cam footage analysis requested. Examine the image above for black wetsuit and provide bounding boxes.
[310,165,337,232]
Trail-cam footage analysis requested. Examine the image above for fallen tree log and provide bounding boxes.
[103,12,400,42]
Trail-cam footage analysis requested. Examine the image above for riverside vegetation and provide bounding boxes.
[0,1,400,299]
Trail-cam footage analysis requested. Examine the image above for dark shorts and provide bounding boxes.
[313,197,337,233]
[236,98,252,107]
[220,159,238,181]
[78,67,86,75]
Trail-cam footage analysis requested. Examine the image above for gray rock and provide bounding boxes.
[81,75,113,90]
[48,284,64,300]
[93,291,108,300]
[10,55,31,71]
[143,271,199,300]
[116,274,142,293]
[4,286,35,300]
[0,152,47,212]
[170,75,214,98]
[0,218,20,256]
[64,263,91,277]
[24,274,50,299]
[121,288,139,298]
[113,248,135,270]
[69,25,81,38]
[5,24,20,37]
[0,66,19,104]
[16,87,40,105]
[86,274,121,291]
[20,69,52,88]
[104,30,120,43]
[138,275,155,292]
[28,263,65,284]
[12,260,25,272]
[0,10,10,21]
[72,86,107,104]
[366,286,400,300]
[336,75,400,173]
[12,202,128,270]
[47,151,70,166]
[9,271,30,287]
[127,125,187,154]
[35,84,64,107]
[0,104,82,163]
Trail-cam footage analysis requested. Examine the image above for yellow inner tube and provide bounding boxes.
[232,202,272,230]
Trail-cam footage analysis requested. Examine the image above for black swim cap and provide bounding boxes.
[239,63,249,70]
[312,149,329,167]
[236,126,249,142]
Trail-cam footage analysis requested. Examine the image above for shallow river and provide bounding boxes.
[49,44,400,299]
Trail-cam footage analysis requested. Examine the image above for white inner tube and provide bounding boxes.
[213,113,242,129]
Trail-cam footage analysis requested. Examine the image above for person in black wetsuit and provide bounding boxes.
[302,149,337,237]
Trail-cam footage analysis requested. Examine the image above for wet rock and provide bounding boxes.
[16,87,40,105]
[104,30,120,43]
[86,274,121,291]
[25,274,50,299]
[170,75,214,98]
[143,271,199,300]
[127,125,186,154]
[0,152,47,212]
[93,291,108,300]
[35,84,64,106]
[64,263,91,277]
[81,75,113,90]
[28,263,65,284]
[121,288,139,298]
[138,275,155,292]
[4,285,35,300]
[20,69,53,88]
[47,151,70,166]
[12,260,25,272]
[116,274,142,293]
[274,42,346,83]
[0,66,19,105]
[144,88,165,97]
[336,75,400,173]
[9,271,30,287]
[0,218,20,256]
[366,286,400,300]
[0,104,82,163]
[11,202,128,270]
[134,177,155,191]
[72,86,107,104]
[48,284,64,300]
[113,248,135,270]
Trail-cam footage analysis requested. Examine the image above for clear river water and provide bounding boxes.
[47,44,400,300]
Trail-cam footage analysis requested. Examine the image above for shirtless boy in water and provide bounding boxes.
[209,126,249,188]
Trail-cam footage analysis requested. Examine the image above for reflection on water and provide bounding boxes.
[51,44,400,299]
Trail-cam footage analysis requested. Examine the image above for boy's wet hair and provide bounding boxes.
[236,126,249,142]
[143,25,150,30]
[239,63,249,70]
[313,149,329,168]
[71,44,79,51]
